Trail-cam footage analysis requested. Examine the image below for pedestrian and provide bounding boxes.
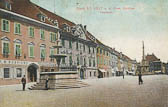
[138,72,143,85]
[45,77,49,90]
[123,73,124,79]
[21,75,26,91]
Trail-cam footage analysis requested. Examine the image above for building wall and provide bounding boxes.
[0,15,59,85]
[60,32,98,79]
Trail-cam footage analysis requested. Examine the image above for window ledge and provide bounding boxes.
[1,30,10,33]
[14,33,22,36]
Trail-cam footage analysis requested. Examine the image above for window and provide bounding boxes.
[89,59,91,67]
[15,44,21,56]
[84,58,86,66]
[29,26,34,37]
[83,44,85,52]
[40,47,46,59]
[50,48,54,56]
[4,68,10,78]
[69,56,72,66]
[77,56,79,66]
[100,49,102,54]
[51,69,54,72]
[88,46,91,54]
[69,40,72,49]
[50,32,56,42]
[5,2,11,10]
[2,42,9,55]
[93,59,95,67]
[62,39,65,47]
[40,29,45,40]
[1,19,10,32]
[76,42,78,50]
[93,48,95,54]
[62,57,65,64]
[16,68,22,78]
[103,50,105,55]
[28,45,34,57]
[14,23,21,34]
[97,48,99,53]
[41,16,45,22]
[90,72,92,77]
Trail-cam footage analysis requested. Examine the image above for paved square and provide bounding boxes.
[0,75,168,107]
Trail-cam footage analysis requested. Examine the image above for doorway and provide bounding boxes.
[27,63,38,82]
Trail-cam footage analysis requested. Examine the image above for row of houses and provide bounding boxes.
[0,0,137,85]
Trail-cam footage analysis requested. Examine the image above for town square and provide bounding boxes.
[0,0,168,107]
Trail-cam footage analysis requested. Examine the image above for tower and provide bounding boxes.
[141,41,145,73]
[142,41,145,61]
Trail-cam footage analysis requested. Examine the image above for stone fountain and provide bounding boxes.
[29,39,88,90]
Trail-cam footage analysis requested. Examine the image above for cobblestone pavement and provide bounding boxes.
[0,75,168,107]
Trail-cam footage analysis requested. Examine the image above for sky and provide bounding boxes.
[31,0,168,62]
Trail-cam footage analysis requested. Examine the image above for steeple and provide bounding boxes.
[142,41,145,61]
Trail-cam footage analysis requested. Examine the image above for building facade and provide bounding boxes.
[60,24,98,79]
[0,0,60,85]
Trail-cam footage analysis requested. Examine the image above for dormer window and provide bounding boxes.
[37,13,46,22]
[5,2,11,10]
[41,16,45,22]
[67,26,71,32]
[53,20,58,27]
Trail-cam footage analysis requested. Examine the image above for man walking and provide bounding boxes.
[21,75,26,91]
[138,72,143,85]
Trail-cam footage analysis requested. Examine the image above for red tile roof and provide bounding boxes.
[146,54,160,62]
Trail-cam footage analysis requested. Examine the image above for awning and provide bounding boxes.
[155,70,162,73]
[99,69,107,72]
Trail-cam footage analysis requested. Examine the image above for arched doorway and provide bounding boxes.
[27,63,39,82]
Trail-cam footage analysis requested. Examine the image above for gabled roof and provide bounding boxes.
[146,54,160,62]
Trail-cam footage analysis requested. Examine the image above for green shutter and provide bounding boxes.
[30,46,34,57]
[50,49,54,55]
[4,43,9,54]
[6,21,9,31]
[18,24,20,34]
[41,49,45,58]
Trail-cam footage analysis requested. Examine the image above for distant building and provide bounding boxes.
[166,63,168,74]
[146,53,162,74]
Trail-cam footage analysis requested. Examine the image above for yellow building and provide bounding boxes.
[96,40,111,78]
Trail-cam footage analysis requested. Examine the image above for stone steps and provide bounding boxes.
[28,79,89,90]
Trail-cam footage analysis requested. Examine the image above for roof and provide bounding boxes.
[146,54,160,62]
